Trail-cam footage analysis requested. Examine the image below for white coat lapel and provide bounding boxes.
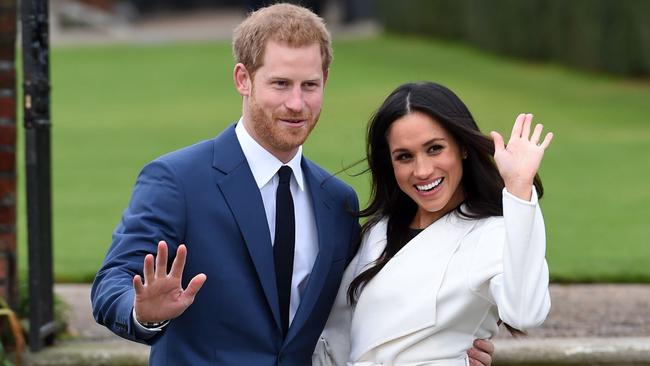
[350,212,477,361]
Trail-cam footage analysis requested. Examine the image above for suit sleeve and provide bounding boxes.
[314,221,372,366]
[346,188,361,265]
[487,187,551,331]
[90,159,186,344]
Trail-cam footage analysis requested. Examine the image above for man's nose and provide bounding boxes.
[284,87,304,111]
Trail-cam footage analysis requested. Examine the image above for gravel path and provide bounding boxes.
[499,284,650,338]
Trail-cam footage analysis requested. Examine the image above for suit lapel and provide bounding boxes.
[285,159,334,343]
[212,125,281,329]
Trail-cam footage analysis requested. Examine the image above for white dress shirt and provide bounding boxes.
[133,120,319,334]
[235,119,319,324]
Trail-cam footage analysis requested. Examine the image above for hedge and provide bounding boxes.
[377,0,650,76]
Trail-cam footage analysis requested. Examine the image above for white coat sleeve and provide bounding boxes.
[488,187,551,330]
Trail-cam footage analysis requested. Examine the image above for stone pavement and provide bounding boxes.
[56,284,650,341]
[17,284,650,365]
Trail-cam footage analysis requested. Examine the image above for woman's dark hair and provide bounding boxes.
[348,82,543,336]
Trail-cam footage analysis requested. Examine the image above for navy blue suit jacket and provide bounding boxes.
[91,124,360,365]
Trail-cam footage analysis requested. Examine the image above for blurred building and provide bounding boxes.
[59,0,374,25]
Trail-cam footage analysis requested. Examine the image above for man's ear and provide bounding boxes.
[234,63,252,96]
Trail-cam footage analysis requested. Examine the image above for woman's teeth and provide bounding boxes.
[416,178,443,192]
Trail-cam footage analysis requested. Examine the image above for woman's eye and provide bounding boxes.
[428,145,443,153]
[394,153,411,161]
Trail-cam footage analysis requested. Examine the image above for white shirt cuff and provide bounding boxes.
[132,308,168,334]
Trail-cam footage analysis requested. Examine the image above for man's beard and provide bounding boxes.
[248,93,319,153]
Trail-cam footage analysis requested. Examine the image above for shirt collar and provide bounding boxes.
[235,118,305,190]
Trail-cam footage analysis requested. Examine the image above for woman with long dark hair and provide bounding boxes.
[314,82,553,366]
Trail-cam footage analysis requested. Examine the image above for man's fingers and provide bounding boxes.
[490,131,505,154]
[155,241,169,278]
[474,338,495,354]
[143,254,155,284]
[539,132,554,150]
[467,346,492,366]
[133,274,144,294]
[170,244,188,278]
[184,273,207,298]
[468,339,495,366]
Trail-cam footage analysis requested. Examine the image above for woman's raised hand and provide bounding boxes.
[490,113,553,201]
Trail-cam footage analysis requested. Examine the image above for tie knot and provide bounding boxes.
[278,166,292,184]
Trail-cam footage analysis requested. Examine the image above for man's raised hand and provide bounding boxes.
[133,241,207,323]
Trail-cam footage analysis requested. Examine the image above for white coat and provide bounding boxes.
[313,189,551,366]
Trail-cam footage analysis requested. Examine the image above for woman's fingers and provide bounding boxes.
[539,132,554,150]
[522,113,533,140]
[510,113,526,140]
[530,123,543,145]
[490,131,505,154]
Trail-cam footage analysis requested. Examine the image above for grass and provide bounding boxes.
[15,34,650,283]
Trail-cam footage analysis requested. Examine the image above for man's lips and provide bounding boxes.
[278,117,309,126]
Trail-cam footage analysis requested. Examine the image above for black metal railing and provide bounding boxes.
[21,0,56,352]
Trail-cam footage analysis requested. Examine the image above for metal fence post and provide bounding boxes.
[21,0,56,351]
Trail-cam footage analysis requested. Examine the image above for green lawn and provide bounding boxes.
[15,34,650,283]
